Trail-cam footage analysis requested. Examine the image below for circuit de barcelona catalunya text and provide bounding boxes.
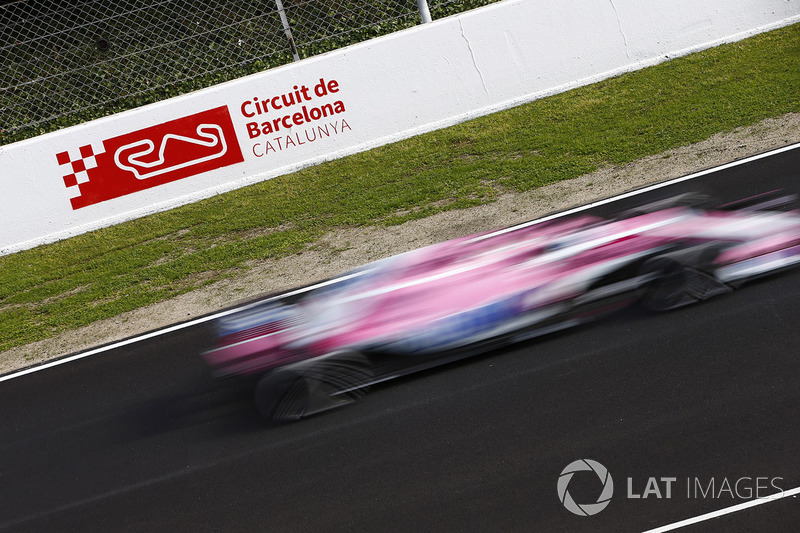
[202,193,800,421]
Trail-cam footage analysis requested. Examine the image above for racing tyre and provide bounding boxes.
[254,368,309,422]
[616,193,714,220]
[254,351,373,422]
[640,257,731,312]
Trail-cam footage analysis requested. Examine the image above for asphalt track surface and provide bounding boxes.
[1,145,799,532]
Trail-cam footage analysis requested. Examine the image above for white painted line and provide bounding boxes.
[1,141,798,383]
[642,486,800,533]
[0,272,364,384]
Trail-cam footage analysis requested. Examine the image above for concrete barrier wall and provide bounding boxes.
[1,0,798,254]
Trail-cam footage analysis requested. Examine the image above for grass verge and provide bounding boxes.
[1,23,799,354]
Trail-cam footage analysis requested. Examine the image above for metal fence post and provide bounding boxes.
[416,0,432,23]
[275,0,300,61]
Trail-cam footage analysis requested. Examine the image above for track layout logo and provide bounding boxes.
[558,459,614,516]
[56,106,244,209]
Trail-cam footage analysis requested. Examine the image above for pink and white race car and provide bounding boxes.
[202,193,800,421]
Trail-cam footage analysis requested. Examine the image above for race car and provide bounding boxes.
[202,192,800,421]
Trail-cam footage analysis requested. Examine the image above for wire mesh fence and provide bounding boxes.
[0,0,500,145]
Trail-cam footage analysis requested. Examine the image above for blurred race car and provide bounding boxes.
[202,193,800,421]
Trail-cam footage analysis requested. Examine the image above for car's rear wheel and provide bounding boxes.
[641,258,691,311]
[640,256,730,312]
[616,192,714,220]
[254,368,306,421]
[254,351,373,422]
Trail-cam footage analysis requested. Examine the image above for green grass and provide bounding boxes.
[1,23,799,355]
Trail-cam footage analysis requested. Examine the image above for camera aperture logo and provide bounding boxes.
[558,459,614,516]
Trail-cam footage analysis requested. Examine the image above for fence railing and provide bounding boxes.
[0,0,500,145]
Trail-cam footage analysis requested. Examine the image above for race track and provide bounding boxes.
[1,145,799,532]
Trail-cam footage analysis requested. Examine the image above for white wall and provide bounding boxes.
[1,0,798,254]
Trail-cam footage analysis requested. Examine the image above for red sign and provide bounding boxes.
[56,106,244,210]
